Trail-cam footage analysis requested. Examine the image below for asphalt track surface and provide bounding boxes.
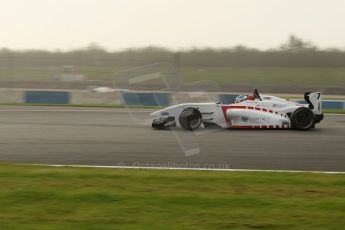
[0,106,344,172]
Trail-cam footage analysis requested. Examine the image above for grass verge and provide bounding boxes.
[323,109,345,114]
[0,164,344,230]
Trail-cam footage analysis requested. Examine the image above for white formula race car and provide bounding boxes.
[151,89,324,131]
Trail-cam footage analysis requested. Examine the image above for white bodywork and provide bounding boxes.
[151,92,323,129]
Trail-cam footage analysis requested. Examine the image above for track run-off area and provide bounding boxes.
[0,106,344,172]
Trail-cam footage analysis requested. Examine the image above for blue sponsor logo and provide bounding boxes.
[241,116,249,122]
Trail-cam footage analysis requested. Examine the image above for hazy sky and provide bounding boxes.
[0,0,344,50]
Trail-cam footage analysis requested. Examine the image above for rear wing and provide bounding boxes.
[304,92,322,114]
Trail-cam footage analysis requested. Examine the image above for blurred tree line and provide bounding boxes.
[1,35,345,68]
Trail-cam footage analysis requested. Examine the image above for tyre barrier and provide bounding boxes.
[0,89,344,110]
[25,91,70,104]
[294,100,345,110]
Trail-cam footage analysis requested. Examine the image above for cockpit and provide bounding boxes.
[235,89,262,103]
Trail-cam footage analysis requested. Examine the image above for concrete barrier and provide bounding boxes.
[71,90,122,105]
[120,92,170,106]
[172,92,219,104]
[0,88,24,103]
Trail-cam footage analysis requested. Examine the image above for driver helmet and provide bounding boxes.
[235,95,247,103]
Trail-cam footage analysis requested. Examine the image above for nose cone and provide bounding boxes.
[150,110,161,117]
[150,107,172,117]
[150,104,184,117]
[150,108,168,117]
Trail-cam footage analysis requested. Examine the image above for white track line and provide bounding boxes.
[21,163,345,174]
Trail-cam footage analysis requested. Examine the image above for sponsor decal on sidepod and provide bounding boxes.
[242,116,271,123]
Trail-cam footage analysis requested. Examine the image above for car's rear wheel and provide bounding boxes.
[179,107,202,130]
[290,107,315,131]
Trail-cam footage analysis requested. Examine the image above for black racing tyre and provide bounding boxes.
[179,107,202,131]
[290,107,315,131]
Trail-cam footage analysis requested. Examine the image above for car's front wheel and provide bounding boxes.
[290,107,315,131]
[179,107,202,131]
